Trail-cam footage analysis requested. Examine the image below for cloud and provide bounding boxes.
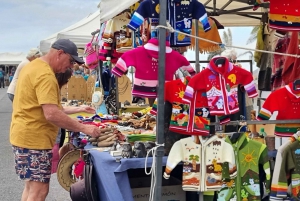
[0,0,99,52]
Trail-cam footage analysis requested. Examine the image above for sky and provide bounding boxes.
[0,0,99,53]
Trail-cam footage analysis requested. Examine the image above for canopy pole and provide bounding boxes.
[195,20,200,73]
[154,0,167,200]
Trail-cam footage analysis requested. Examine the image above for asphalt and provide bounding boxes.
[0,87,71,201]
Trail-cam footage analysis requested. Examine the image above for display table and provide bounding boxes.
[89,149,167,201]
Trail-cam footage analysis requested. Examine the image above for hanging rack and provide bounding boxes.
[91,29,100,36]
[211,119,300,126]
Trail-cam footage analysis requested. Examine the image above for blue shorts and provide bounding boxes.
[12,146,52,183]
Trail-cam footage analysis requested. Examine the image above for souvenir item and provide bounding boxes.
[134,141,147,158]
[121,142,133,158]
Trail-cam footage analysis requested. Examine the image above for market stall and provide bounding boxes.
[54,1,300,201]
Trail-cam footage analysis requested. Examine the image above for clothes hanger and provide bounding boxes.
[230,124,247,144]
[293,79,300,91]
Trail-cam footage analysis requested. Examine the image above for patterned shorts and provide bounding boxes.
[12,146,52,183]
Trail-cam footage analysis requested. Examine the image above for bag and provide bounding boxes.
[84,36,98,70]
[70,152,98,201]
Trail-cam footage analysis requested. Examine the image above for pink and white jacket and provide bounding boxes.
[183,57,257,115]
[112,39,195,98]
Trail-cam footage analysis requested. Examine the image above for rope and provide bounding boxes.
[156,22,300,59]
[144,142,165,201]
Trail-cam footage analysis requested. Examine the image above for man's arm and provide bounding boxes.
[42,104,100,137]
[62,105,95,115]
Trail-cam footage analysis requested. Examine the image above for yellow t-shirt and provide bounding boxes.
[10,59,60,149]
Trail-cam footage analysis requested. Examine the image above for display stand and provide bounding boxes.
[67,76,87,101]
[86,76,96,102]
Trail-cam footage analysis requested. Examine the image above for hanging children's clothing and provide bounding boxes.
[127,0,211,47]
[111,38,195,98]
[282,31,300,85]
[183,57,257,116]
[271,35,290,91]
[276,138,300,200]
[270,133,299,200]
[257,82,300,137]
[217,133,271,201]
[151,77,211,135]
[254,0,300,31]
[164,135,236,192]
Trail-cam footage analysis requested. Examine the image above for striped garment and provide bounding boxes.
[270,134,297,200]
[183,57,257,116]
[127,0,211,47]
[111,38,195,98]
[254,0,300,31]
[277,140,300,200]
[257,83,300,137]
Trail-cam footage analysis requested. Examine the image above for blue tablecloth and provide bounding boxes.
[89,149,167,201]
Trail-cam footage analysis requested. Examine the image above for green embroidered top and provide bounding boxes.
[217,133,271,201]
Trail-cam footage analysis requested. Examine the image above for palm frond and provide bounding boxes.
[227,28,232,47]
[246,26,260,44]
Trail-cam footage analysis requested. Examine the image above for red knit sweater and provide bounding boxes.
[255,0,300,31]
[183,57,257,116]
[151,77,210,135]
[257,83,300,137]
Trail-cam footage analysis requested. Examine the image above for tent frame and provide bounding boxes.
[204,0,269,21]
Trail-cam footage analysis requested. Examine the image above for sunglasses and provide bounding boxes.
[63,51,76,65]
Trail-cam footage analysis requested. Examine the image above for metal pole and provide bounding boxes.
[154,0,167,200]
[195,20,200,73]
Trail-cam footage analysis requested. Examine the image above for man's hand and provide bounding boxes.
[82,125,101,138]
[80,105,96,114]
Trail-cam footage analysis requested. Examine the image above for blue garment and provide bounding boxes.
[101,68,115,96]
[96,101,108,115]
[0,71,3,78]
[128,0,210,47]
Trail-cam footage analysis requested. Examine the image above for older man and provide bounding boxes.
[10,39,101,201]
[7,48,41,101]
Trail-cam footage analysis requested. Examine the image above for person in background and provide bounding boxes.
[0,67,6,88]
[83,67,90,81]
[51,68,95,173]
[10,39,101,201]
[73,63,84,76]
[7,48,41,101]
[221,49,242,67]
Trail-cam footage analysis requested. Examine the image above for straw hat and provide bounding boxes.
[57,149,81,191]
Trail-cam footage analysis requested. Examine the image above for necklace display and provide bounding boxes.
[118,76,130,95]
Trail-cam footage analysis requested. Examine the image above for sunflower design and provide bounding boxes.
[241,147,257,169]
[155,4,160,13]
[177,33,185,41]
[175,87,185,99]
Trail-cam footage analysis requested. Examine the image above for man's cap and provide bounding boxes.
[51,39,84,64]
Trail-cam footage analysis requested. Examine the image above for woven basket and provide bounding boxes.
[265,136,276,151]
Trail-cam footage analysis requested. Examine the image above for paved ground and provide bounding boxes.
[0,87,71,201]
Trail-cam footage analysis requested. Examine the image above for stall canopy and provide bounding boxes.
[39,10,100,54]
[0,52,26,65]
[98,0,264,26]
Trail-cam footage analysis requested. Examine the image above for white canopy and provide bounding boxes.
[40,10,100,54]
[0,52,26,65]
[99,0,263,26]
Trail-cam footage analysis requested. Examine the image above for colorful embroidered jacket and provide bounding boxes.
[257,83,300,137]
[151,77,211,135]
[217,133,271,201]
[127,0,211,47]
[277,140,300,200]
[270,134,298,200]
[164,135,236,192]
[183,57,258,116]
[112,38,195,98]
[254,0,300,31]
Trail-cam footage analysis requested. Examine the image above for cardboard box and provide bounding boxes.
[130,176,186,201]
